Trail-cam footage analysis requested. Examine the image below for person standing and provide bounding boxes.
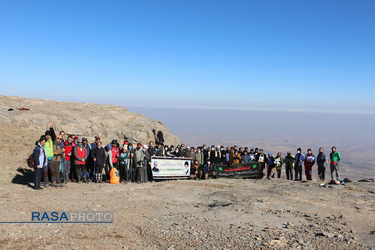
[63,135,74,183]
[330,146,341,181]
[33,136,47,190]
[156,144,164,156]
[145,141,156,182]
[294,148,305,181]
[105,144,113,182]
[82,138,92,180]
[118,147,130,183]
[43,130,56,187]
[304,149,316,181]
[128,143,135,182]
[249,149,256,162]
[111,140,120,170]
[195,147,204,167]
[203,145,210,176]
[256,149,268,175]
[74,139,88,183]
[317,147,326,186]
[93,141,106,183]
[267,153,276,179]
[134,143,144,183]
[284,152,295,180]
[212,146,222,165]
[53,136,64,186]
[224,146,231,166]
[242,151,251,163]
[58,130,66,149]
[274,152,284,178]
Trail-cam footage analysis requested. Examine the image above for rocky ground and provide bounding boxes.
[0,177,374,249]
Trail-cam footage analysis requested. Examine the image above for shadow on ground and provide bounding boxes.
[12,167,34,188]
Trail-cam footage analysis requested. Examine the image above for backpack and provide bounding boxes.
[110,168,120,184]
[27,153,34,168]
[329,179,340,185]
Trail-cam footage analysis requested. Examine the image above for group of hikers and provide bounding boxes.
[31,122,342,190]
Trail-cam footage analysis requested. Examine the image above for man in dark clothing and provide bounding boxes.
[249,149,256,162]
[33,136,47,190]
[145,141,156,182]
[284,152,294,180]
[128,143,135,182]
[266,153,276,179]
[295,148,305,181]
[93,141,106,183]
[156,144,164,156]
[224,146,231,166]
[317,147,326,185]
[256,149,268,173]
[179,144,187,157]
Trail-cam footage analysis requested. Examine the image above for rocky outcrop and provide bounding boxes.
[0,95,179,145]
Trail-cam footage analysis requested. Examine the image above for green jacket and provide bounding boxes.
[330,152,341,162]
[44,138,54,158]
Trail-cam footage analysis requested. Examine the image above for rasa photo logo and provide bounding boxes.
[31,211,113,223]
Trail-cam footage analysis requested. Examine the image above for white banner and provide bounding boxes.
[151,157,191,178]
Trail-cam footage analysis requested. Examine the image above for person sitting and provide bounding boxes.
[190,160,200,180]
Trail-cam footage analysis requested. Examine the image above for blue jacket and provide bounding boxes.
[33,144,47,168]
[295,153,305,167]
[242,154,251,163]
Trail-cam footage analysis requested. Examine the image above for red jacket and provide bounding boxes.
[64,141,73,161]
[74,146,87,165]
[112,147,120,164]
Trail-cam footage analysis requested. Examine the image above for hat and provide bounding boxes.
[95,136,101,140]
[78,138,83,143]
[82,137,87,141]
[107,144,112,150]
[74,136,78,139]
[123,141,128,145]
[137,143,142,147]
[268,152,272,156]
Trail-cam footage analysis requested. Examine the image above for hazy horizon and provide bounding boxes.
[128,106,375,147]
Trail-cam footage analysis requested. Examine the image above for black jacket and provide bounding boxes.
[93,147,106,166]
[317,153,326,166]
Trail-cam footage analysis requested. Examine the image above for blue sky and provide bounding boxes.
[0,0,374,113]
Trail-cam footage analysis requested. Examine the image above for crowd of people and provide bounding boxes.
[31,122,342,190]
